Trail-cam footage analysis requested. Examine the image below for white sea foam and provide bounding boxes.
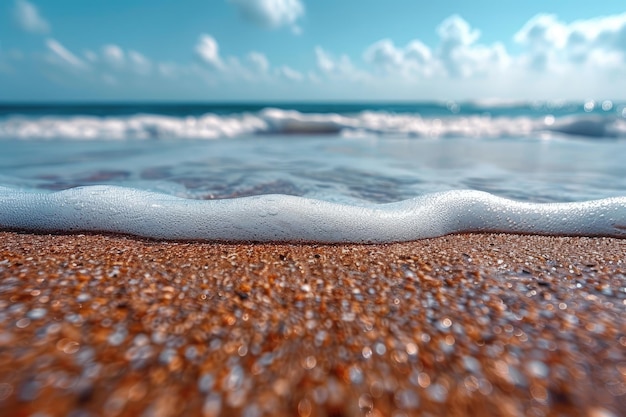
[1,109,625,140]
[1,186,624,242]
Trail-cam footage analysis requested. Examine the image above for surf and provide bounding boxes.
[1,185,624,242]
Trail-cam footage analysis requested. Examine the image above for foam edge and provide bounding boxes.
[1,186,625,242]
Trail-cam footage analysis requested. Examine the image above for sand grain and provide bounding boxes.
[0,232,625,416]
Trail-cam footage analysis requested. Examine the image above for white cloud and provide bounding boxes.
[315,47,335,73]
[195,36,275,80]
[247,51,269,73]
[435,15,509,78]
[43,40,157,82]
[361,12,626,97]
[278,65,303,81]
[229,0,304,32]
[514,12,626,72]
[13,0,50,34]
[363,39,437,78]
[128,50,152,75]
[195,34,224,70]
[437,15,481,49]
[93,45,153,75]
[84,50,98,63]
[350,14,612,83]
[19,11,626,100]
[362,15,508,79]
[514,14,567,49]
[315,47,368,82]
[405,40,433,66]
[102,44,125,69]
[45,38,88,70]
[363,40,404,71]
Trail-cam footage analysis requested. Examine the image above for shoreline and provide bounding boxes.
[0,231,624,416]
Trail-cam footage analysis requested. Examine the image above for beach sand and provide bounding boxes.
[0,231,624,417]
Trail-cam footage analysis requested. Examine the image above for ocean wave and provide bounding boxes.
[1,109,625,140]
[1,185,625,242]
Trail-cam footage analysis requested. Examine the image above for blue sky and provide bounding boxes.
[1,0,626,101]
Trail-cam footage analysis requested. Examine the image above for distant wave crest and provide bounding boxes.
[1,108,625,140]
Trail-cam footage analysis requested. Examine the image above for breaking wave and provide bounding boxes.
[1,108,625,140]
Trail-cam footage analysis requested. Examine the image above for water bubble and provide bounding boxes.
[16,318,30,328]
[76,293,91,303]
[526,361,548,379]
[447,101,460,114]
[395,389,419,409]
[358,393,373,411]
[297,398,312,417]
[426,383,448,402]
[302,356,317,370]
[362,346,373,359]
[225,365,244,391]
[349,365,364,384]
[584,100,595,112]
[27,308,47,320]
[543,115,555,125]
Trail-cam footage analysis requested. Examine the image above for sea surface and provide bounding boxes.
[0,101,625,242]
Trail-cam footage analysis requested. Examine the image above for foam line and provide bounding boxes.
[1,186,625,242]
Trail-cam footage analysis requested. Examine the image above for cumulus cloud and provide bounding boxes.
[230,0,304,33]
[437,15,480,49]
[194,35,276,80]
[278,65,303,81]
[195,34,224,70]
[363,40,404,70]
[83,50,98,63]
[128,50,152,75]
[316,47,368,81]
[247,51,270,73]
[102,44,125,68]
[361,15,509,79]
[363,39,437,78]
[21,11,626,99]
[435,15,509,77]
[45,41,155,80]
[45,39,88,70]
[404,41,433,66]
[94,45,153,75]
[13,0,50,34]
[359,12,626,84]
[514,12,626,71]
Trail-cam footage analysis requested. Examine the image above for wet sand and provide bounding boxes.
[0,231,624,417]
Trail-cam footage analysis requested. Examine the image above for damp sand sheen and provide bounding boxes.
[1,102,625,416]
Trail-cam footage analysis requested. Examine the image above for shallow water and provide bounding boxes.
[1,135,625,204]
